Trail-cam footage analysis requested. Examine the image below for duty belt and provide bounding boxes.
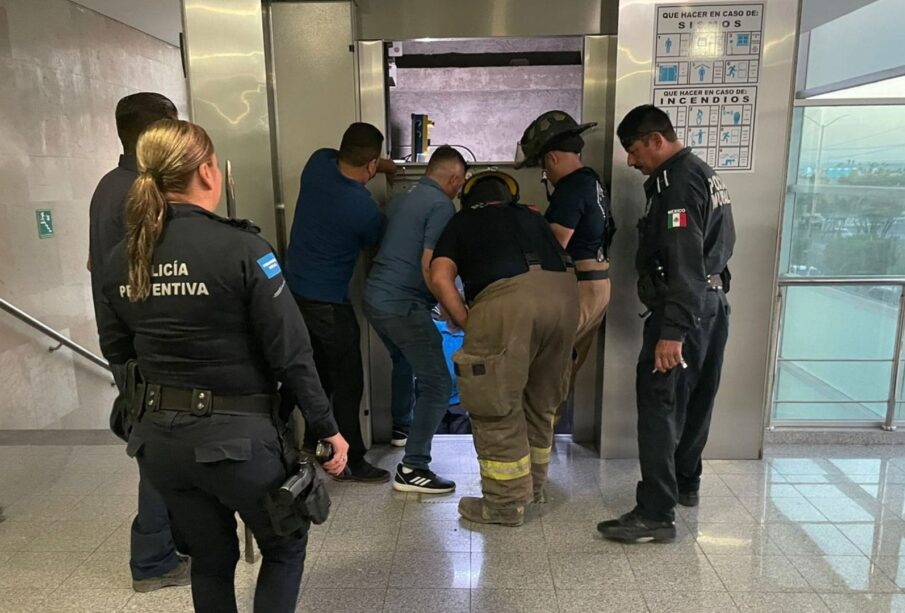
[141,383,278,417]
[707,274,723,291]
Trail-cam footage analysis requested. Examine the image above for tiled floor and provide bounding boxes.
[4,439,905,611]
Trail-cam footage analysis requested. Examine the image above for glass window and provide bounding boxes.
[803,0,905,95]
[779,106,905,279]
[773,285,900,423]
[773,0,905,427]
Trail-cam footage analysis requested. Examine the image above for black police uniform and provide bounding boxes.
[634,147,735,523]
[95,204,338,613]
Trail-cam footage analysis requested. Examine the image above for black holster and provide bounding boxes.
[109,360,144,442]
[720,267,732,294]
[264,459,331,535]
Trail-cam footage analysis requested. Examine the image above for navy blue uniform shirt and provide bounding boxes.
[285,148,385,304]
[89,154,137,294]
[545,167,610,262]
[95,204,339,440]
[637,147,736,342]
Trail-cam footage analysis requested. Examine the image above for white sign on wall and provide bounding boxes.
[651,3,764,170]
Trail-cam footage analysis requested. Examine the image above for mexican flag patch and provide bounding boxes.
[667,209,687,229]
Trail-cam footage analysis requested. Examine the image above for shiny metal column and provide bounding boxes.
[357,39,395,444]
[572,35,618,446]
[602,0,800,459]
[181,0,278,242]
[268,1,377,443]
[269,1,358,225]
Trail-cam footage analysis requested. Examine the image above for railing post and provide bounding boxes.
[764,285,786,432]
[884,285,905,431]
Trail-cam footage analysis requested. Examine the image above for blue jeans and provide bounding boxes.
[366,304,452,471]
[111,363,180,581]
[132,460,180,580]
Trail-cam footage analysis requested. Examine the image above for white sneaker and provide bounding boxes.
[392,464,455,494]
[390,429,408,447]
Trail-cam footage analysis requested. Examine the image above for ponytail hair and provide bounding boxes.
[125,119,214,301]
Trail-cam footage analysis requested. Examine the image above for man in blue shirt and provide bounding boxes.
[286,122,395,482]
[364,146,466,494]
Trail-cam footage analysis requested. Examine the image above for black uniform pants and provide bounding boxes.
[129,413,308,613]
[294,295,367,462]
[635,290,730,522]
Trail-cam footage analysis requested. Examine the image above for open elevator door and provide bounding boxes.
[183,0,617,451]
[358,35,617,446]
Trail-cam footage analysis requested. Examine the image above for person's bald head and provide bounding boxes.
[426,145,468,199]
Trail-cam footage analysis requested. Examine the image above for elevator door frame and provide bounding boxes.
[357,35,618,448]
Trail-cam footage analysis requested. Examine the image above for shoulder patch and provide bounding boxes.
[667,209,687,229]
[257,252,282,279]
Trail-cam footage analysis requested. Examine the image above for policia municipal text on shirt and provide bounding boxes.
[94,119,349,613]
[598,104,735,544]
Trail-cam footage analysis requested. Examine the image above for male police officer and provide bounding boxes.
[87,92,189,592]
[431,171,578,526]
[516,111,615,404]
[598,105,735,543]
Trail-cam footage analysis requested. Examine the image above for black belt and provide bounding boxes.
[707,274,723,291]
[576,269,610,281]
[141,383,278,417]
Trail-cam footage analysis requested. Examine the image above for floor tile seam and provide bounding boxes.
[814,591,847,609]
[636,590,655,613]
[781,553,861,594]
[697,542,734,594]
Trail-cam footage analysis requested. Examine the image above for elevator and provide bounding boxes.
[180,0,799,459]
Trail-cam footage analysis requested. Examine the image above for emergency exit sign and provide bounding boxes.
[36,209,54,239]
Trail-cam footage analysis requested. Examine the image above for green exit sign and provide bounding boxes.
[36,209,54,239]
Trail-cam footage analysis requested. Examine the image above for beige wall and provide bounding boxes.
[0,0,186,429]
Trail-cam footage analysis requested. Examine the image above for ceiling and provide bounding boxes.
[800,0,880,32]
[69,0,887,51]
[71,0,183,46]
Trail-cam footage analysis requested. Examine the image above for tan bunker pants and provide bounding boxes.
[572,259,611,378]
[553,260,611,426]
[454,268,579,509]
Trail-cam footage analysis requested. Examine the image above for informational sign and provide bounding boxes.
[36,209,54,239]
[651,4,764,170]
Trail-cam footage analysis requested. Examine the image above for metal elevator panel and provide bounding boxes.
[601,0,800,459]
[181,0,277,242]
[269,1,358,228]
[355,0,618,39]
[181,0,624,452]
[572,34,618,446]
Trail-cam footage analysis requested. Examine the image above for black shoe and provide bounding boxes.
[678,491,700,507]
[597,510,676,543]
[392,464,455,494]
[334,460,391,483]
[390,428,408,448]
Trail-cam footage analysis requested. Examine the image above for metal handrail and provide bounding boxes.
[0,298,110,372]
[778,276,905,287]
[768,277,905,431]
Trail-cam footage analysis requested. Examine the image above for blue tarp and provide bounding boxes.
[433,319,464,405]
